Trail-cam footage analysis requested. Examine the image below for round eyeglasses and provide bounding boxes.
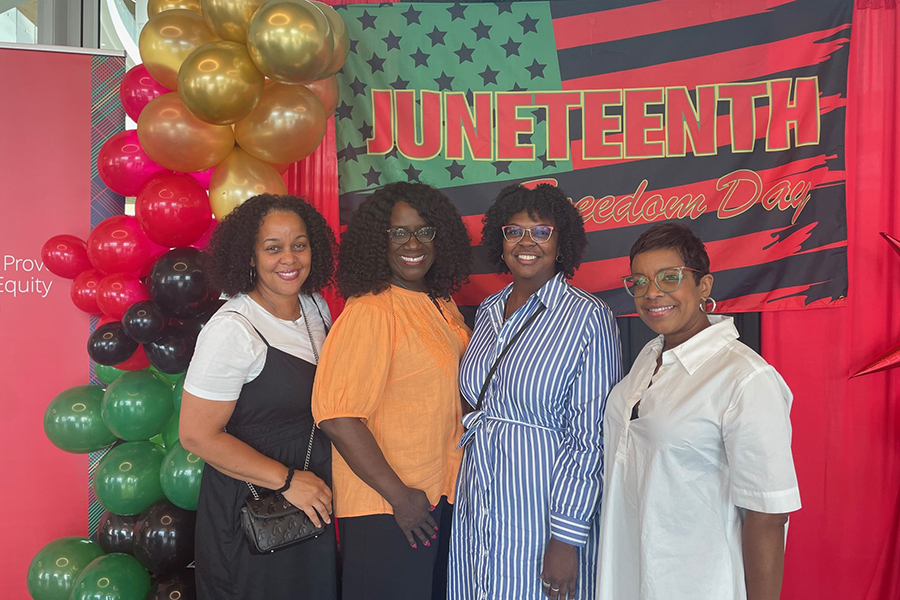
[386,226,437,245]
[621,266,703,298]
[501,225,555,244]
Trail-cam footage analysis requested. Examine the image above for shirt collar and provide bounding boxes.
[482,271,569,327]
[652,315,739,375]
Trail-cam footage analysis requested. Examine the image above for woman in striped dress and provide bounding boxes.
[448,184,622,600]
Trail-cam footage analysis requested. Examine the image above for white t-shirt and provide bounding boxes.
[596,315,801,600]
[184,293,332,402]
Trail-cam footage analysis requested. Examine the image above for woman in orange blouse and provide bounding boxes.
[312,182,473,600]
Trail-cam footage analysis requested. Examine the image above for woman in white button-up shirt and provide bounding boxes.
[595,223,801,600]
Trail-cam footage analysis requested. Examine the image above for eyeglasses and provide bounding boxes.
[501,225,555,244]
[387,226,437,245]
[621,266,703,298]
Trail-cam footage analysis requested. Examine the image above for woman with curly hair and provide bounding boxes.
[448,184,622,600]
[179,194,338,600]
[311,181,472,600]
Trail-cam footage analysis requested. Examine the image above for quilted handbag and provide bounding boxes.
[239,424,327,554]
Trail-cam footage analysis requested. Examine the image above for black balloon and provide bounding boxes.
[97,510,139,555]
[148,248,218,318]
[87,322,140,366]
[122,301,168,344]
[133,499,196,574]
[144,327,196,374]
[169,298,225,338]
[146,568,196,600]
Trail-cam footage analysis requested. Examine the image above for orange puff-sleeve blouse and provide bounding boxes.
[311,286,471,518]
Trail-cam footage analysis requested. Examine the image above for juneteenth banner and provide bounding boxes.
[333,0,851,315]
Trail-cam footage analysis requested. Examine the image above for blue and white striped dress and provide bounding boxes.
[448,272,622,600]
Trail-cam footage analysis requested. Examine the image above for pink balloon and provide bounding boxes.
[120,64,171,122]
[136,173,212,247]
[187,168,214,190]
[42,234,91,279]
[70,269,104,314]
[87,215,168,277]
[96,273,151,320]
[190,218,218,251]
[97,130,170,197]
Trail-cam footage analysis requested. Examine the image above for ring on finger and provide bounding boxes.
[551,587,560,592]
[541,582,551,588]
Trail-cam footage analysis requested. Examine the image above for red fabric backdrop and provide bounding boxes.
[288,1,900,598]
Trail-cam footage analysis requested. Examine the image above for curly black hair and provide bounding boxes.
[629,222,710,284]
[338,182,472,299]
[481,183,587,279]
[208,194,337,296]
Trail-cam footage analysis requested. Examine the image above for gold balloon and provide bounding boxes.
[234,81,326,164]
[148,0,202,17]
[209,147,287,220]
[138,92,235,172]
[178,41,265,125]
[200,0,265,43]
[139,10,219,90]
[303,76,339,116]
[309,1,349,79]
[246,0,334,84]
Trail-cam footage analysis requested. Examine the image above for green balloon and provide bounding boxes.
[162,412,180,448]
[172,373,185,412]
[102,371,174,441]
[93,441,166,515]
[26,537,104,600]
[93,363,126,385]
[70,554,150,600]
[160,440,205,510]
[43,386,118,453]
[148,366,182,387]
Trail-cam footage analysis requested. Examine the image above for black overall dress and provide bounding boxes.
[194,317,338,600]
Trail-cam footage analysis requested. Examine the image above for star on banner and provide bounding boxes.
[526,59,547,80]
[501,37,522,58]
[479,65,500,86]
[448,2,467,21]
[427,26,447,46]
[472,20,492,41]
[403,164,423,181]
[390,75,410,89]
[446,160,466,180]
[349,77,368,97]
[362,166,381,187]
[358,10,377,30]
[411,48,430,68]
[382,31,402,51]
[367,53,386,73]
[455,43,475,64]
[519,14,539,34]
[492,160,512,175]
[335,101,353,121]
[401,5,422,25]
[434,71,454,91]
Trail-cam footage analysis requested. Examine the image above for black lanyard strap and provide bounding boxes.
[475,304,547,411]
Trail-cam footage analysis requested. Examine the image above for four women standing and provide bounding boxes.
[182,185,799,600]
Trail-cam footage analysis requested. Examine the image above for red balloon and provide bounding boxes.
[97,313,118,328]
[120,64,171,122]
[98,130,170,197]
[136,173,213,247]
[97,273,151,320]
[187,168,214,190]
[190,218,217,251]
[87,215,168,277]
[71,269,104,314]
[116,345,151,371]
[42,234,91,279]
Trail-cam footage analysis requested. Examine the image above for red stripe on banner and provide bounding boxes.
[553,0,796,50]
[570,93,847,171]
[561,26,851,91]
[716,286,846,312]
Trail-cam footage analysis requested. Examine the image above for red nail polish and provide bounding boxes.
[425,541,431,546]
[412,544,418,549]
[430,504,436,510]
[432,534,437,539]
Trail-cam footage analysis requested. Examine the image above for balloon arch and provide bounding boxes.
[28,1,348,598]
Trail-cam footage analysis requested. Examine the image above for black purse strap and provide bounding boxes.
[475,304,546,412]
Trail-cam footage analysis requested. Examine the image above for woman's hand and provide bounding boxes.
[541,538,578,599]
[283,471,333,528]
[390,487,438,549]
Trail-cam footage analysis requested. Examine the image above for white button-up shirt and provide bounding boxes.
[596,316,801,600]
